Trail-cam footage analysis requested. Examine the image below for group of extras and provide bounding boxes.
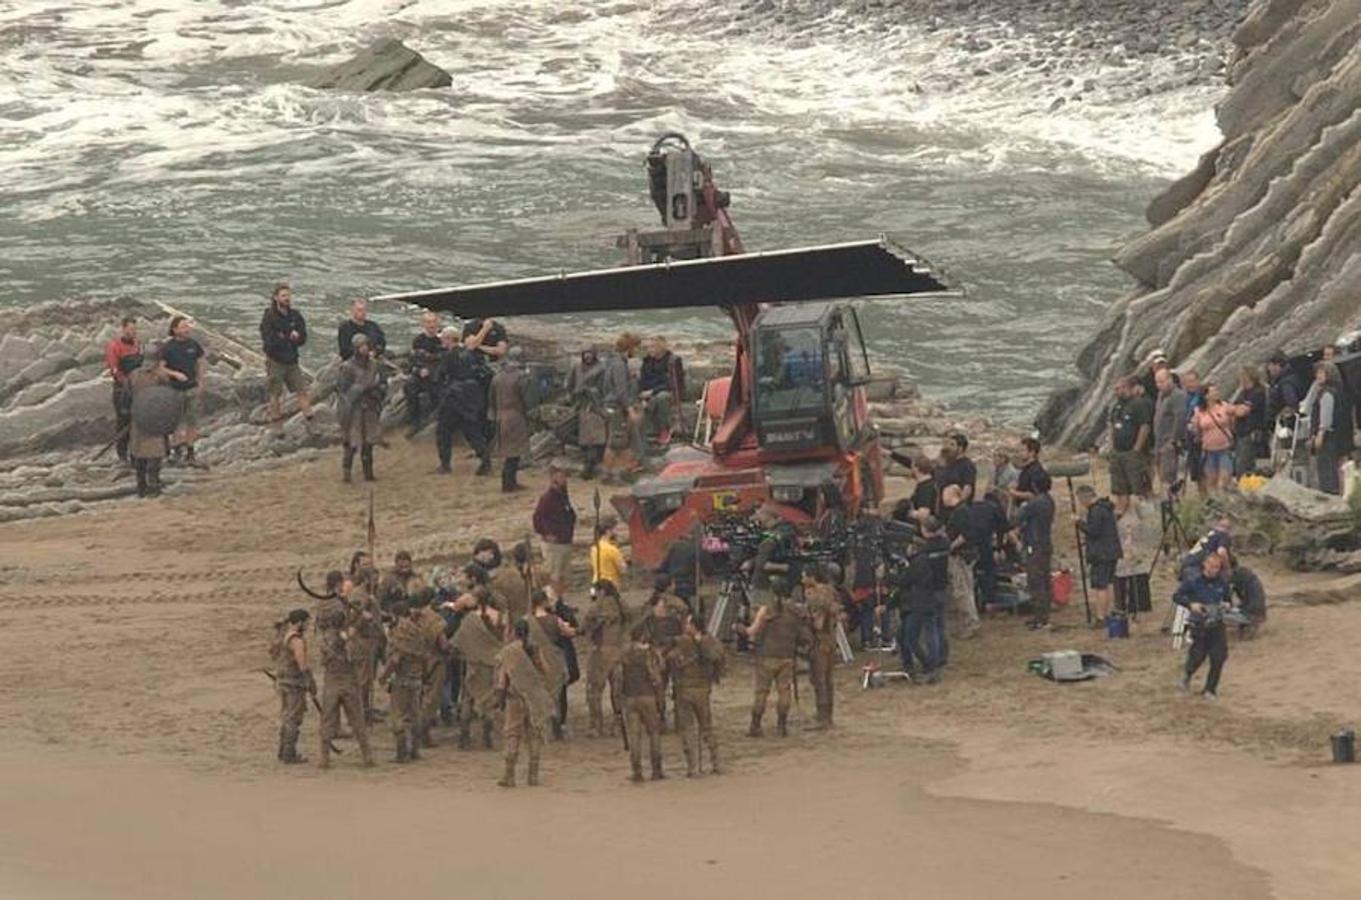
[102,283,691,498]
[266,524,847,788]
[1107,345,1352,505]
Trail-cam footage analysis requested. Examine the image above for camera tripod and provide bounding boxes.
[1153,492,1194,633]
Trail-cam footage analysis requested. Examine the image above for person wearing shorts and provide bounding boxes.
[161,314,206,466]
[1108,376,1153,515]
[258,283,312,431]
[1190,382,1236,494]
[1076,485,1122,625]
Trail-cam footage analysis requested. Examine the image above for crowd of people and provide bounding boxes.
[103,285,689,497]
[1123,346,1352,503]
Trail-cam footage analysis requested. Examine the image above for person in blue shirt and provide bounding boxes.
[1175,552,1232,699]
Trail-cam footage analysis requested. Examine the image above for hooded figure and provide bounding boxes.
[336,333,385,483]
[489,345,537,492]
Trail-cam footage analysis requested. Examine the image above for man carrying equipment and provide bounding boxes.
[493,618,554,787]
[613,621,665,783]
[737,576,808,738]
[666,614,724,777]
[271,608,315,765]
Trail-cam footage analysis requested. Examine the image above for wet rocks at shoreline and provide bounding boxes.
[310,38,452,92]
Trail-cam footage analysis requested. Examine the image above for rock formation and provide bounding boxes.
[1042,0,1361,447]
[311,39,452,92]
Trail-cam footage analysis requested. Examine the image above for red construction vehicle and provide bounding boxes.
[377,133,948,566]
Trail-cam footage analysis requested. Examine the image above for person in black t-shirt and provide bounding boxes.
[1011,437,1049,505]
[463,318,509,361]
[1108,376,1153,515]
[161,314,206,467]
[890,455,940,524]
[404,311,446,434]
[337,298,386,361]
[936,432,977,504]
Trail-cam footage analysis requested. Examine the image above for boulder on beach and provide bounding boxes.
[1043,0,1361,447]
[311,39,452,92]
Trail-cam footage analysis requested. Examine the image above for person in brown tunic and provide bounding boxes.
[315,573,375,769]
[738,576,808,738]
[488,346,536,493]
[451,591,505,750]
[801,565,843,731]
[529,588,574,740]
[491,541,538,626]
[493,618,554,787]
[645,574,688,730]
[336,333,385,483]
[271,608,315,764]
[347,551,386,723]
[667,613,725,777]
[565,347,607,479]
[378,601,425,763]
[414,594,450,748]
[581,579,629,738]
[612,621,665,783]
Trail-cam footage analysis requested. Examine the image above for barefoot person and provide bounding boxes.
[271,608,315,765]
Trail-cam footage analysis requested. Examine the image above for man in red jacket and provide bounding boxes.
[103,316,143,464]
[532,464,577,597]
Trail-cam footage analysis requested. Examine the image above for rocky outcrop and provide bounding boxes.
[1045,0,1361,447]
[311,39,452,92]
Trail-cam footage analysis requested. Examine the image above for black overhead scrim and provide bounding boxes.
[372,238,950,317]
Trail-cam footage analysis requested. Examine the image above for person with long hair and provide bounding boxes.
[1190,381,1236,494]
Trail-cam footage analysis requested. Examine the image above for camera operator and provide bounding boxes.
[879,516,950,683]
[1175,553,1232,700]
[1013,471,1055,630]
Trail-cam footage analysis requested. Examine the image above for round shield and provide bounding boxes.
[130,384,182,437]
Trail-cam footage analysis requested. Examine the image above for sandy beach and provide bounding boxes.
[1,435,1357,898]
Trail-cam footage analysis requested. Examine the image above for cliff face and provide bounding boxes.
[1043,0,1361,446]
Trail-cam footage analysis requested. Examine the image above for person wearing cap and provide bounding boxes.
[271,608,315,764]
[337,297,386,361]
[433,326,493,476]
[489,345,537,493]
[737,575,809,738]
[533,464,577,597]
[336,332,385,483]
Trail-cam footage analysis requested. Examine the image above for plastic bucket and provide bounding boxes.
[1052,569,1073,607]
[1105,614,1130,639]
[1332,730,1356,764]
